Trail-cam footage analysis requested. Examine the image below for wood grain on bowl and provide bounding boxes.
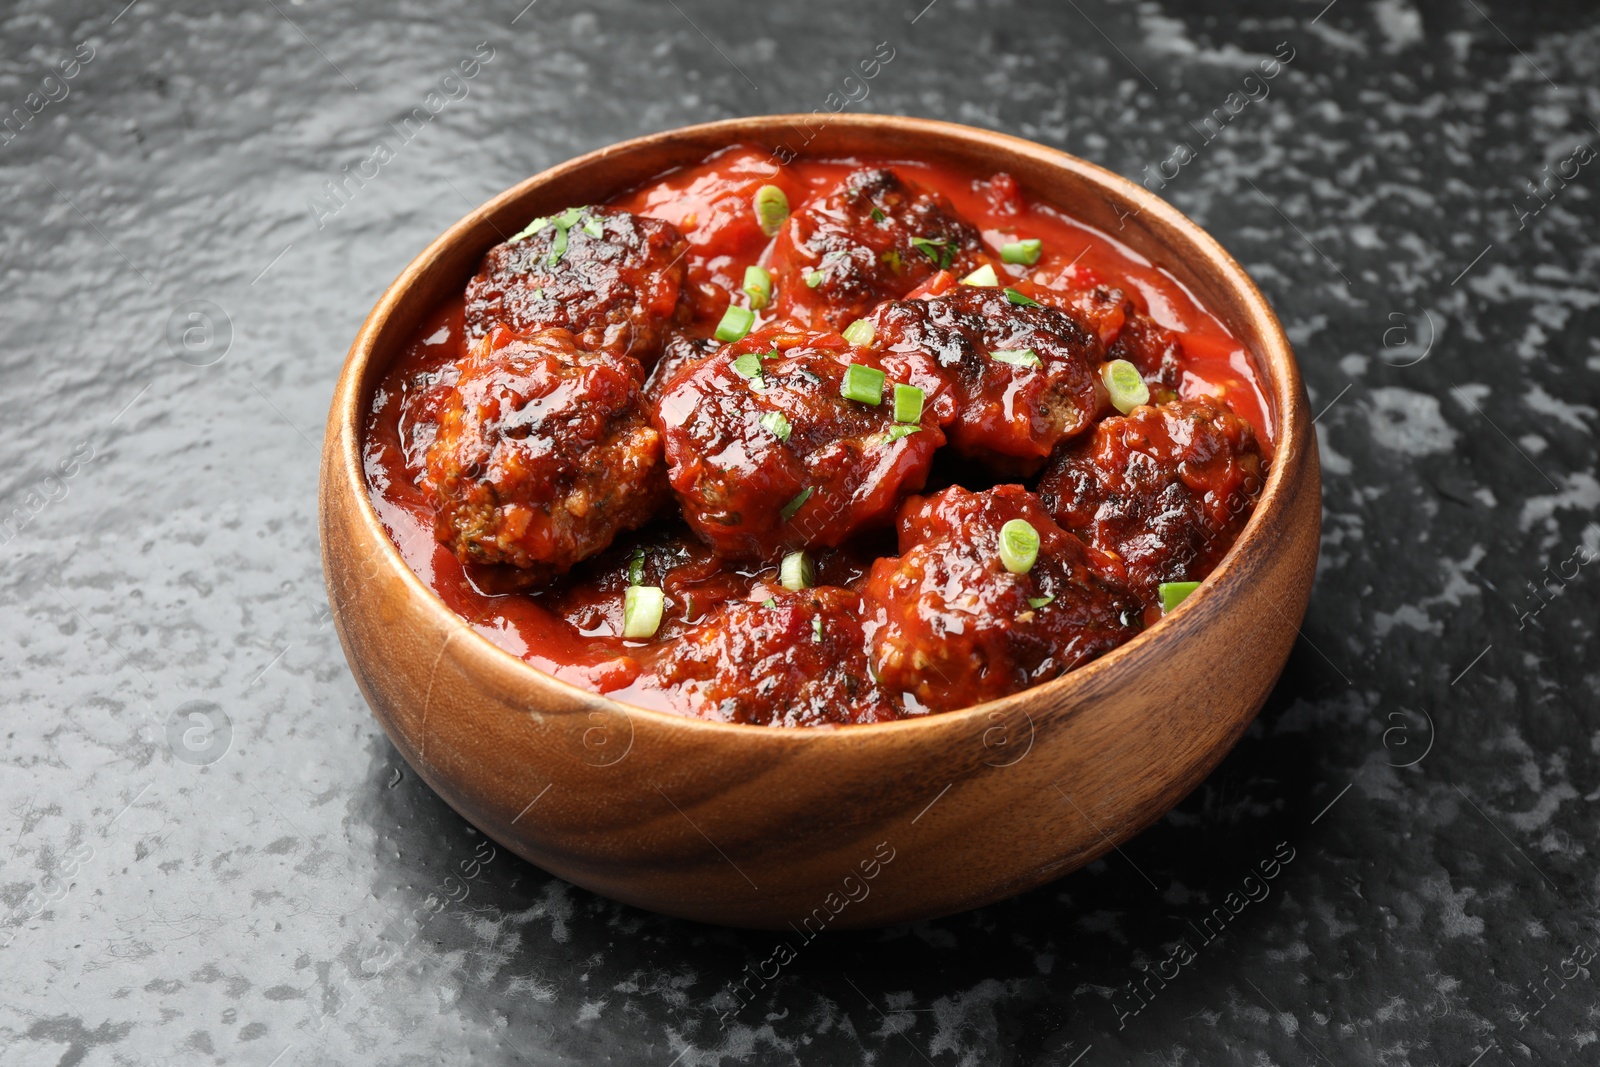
[319,114,1320,929]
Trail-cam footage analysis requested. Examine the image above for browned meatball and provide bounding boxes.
[863,485,1139,713]
[644,329,720,407]
[1018,277,1185,392]
[464,206,688,367]
[769,168,985,331]
[1107,312,1184,393]
[650,587,899,726]
[1035,397,1265,603]
[862,286,1108,474]
[654,325,945,561]
[422,327,667,577]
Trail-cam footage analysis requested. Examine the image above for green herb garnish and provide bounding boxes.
[872,424,920,445]
[758,410,792,440]
[731,352,764,380]
[780,486,812,521]
[910,236,953,269]
[509,215,551,243]
[991,348,1043,369]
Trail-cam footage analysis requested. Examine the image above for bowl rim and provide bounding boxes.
[325,112,1307,739]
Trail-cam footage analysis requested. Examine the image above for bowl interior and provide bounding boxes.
[332,113,1305,735]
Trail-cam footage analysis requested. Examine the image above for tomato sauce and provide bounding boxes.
[363,146,1274,716]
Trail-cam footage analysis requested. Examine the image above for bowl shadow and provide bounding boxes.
[341,648,1325,1064]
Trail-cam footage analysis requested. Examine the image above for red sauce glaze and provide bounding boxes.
[654,586,898,726]
[422,326,665,577]
[1036,398,1266,612]
[768,165,985,331]
[463,206,687,365]
[655,324,945,560]
[863,284,1107,474]
[363,146,1275,719]
[864,485,1141,714]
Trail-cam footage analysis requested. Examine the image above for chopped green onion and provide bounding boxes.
[812,616,824,641]
[960,264,1000,287]
[779,551,815,591]
[582,215,603,238]
[893,383,925,424]
[1027,594,1055,609]
[509,215,550,243]
[998,519,1040,574]
[556,206,586,228]
[805,270,825,288]
[780,486,812,521]
[1001,238,1042,265]
[1102,359,1150,414]
[1004,287,1040,307]
[840,363,885,405]
[716,304,755,343]
[870,207,886,222]
[548,225,569,265]
[841,319,876,347]
[991,348,1043,369]
[762,597,777,608]
[1158,581,1201,613]
[622,585,665,639]
[742,265,773,310]
[754,185,789,236]
[758,410,792,440]
[730,352,764,380]
[626,546,645,586]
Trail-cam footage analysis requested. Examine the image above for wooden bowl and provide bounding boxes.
[319,115,1320,930]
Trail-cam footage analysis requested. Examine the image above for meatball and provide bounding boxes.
[644,329,720,407]
[863,285,1108,473]
[863,485,1139,713]
[650,587,899,726]
[770,167,985,331]
[1012,275,1187,394]
[422,326,667,577]
[1107,312,1183,393]
[653,325,945,560]
[1031,279,1184,392]
[1035,397,1265,603]
[464,206,688,367]
[1050,282,1132,349]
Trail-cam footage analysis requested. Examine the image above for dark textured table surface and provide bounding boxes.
[4,0,1599,1064]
